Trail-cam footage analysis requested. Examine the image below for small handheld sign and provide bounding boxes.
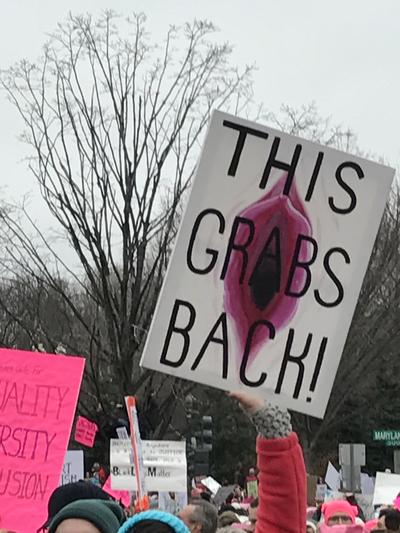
[74,416,98,447]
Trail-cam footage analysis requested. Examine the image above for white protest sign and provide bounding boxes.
[60,450,84,485]
[117,427,130,440]
[140,111,394,417]
[361,473,375,495]
[158,492,188,514]
[110,439,187,492]
[373,471,400,505]
[201,476,221,495]
[355,494,374,521]
[325,462,341,491]
[316,483,327,501]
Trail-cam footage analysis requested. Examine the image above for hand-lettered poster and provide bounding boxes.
[140,110,395,417]
[0,348,84,532]
[74,416,98,447]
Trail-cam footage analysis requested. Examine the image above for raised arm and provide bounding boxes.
[230,392,306,533]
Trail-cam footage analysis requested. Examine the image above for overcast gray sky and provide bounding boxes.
[1,0,399,208]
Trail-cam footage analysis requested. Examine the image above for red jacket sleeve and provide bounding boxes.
[256,432,306,533]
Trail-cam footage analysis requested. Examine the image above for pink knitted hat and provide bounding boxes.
[364,519,380,532]
[322,500,358,524]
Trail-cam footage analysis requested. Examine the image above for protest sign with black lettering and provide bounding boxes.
[140,110,395,418]
[110,439,187,492]
[0,348,85,532]
[60,450,84,485]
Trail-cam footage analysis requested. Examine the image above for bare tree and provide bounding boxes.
[0,11,254,437]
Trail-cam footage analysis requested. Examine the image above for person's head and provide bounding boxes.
[40,480,113,530]
[382,509,400,532]
[232,486,241,499]
[200,492,211,503]
[179,501,217,533]
[245,497,258,533]
[118,510,189,533]
[322,500,358,526]
[92,463,101,473]
[248,468,255,477]
[217,511,239,529]
[306,520,316,533]
[48,499,124,533]
[364,519,385,532]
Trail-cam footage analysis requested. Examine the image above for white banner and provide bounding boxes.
[60,450,84,485]
[140,110,394,418]
[110,439,187,492]
[373,471,400,505]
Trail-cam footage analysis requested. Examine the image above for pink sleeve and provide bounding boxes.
[256,432,306,533]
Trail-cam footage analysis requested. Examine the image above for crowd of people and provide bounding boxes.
[1,392,399,533]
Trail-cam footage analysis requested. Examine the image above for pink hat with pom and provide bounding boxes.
[322,500,358,524]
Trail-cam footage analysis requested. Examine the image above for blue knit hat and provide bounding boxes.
[118,510,189,533]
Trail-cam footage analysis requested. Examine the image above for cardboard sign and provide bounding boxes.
[60,450,84,485]
[74,416,98,447]
[140,110,395,417]
[373,471,400,505]
[0,348,84,533]
[102,476,131,507]
[110,439,187,492]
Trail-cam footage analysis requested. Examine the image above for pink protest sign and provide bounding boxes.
[0,348,85,533]
[102,476,131,507]
[74,415,98,447]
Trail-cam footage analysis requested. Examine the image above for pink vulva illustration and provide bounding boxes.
[223,174,312,366]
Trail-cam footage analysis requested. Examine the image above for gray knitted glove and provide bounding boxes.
[250,403,292,439]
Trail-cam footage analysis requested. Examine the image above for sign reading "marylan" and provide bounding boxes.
[373,430,400,446]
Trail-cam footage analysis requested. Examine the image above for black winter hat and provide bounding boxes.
[39,481,113,530]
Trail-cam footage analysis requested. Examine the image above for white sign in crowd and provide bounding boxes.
[60,450,84,486]
[141,110,394,418]
[110,439,187,492]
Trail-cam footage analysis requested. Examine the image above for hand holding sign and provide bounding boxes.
[229,391,264,414]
